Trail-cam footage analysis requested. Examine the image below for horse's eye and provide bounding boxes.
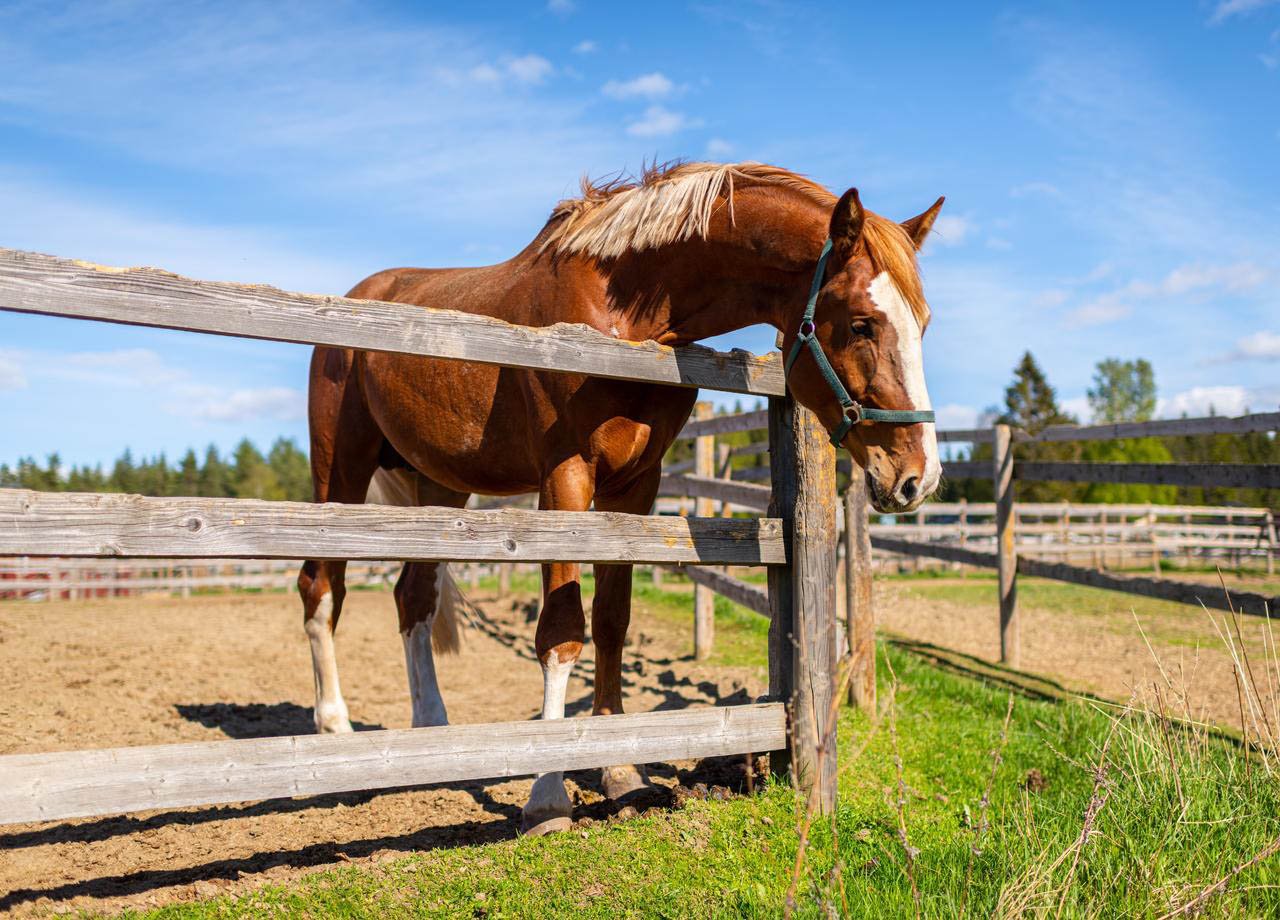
[850,320,873,339]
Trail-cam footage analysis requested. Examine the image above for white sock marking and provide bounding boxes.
[305,592,352,733]
[525,650,576,821]
[402,619,449,727]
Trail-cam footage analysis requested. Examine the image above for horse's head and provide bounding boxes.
[782,188,944,514]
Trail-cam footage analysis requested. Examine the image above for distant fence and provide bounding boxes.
[654,407,1279,687]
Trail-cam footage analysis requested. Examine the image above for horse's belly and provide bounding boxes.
[361,354,541,495]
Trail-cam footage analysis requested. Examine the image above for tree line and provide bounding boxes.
[0,438,313,502]
[942,354,1279,508]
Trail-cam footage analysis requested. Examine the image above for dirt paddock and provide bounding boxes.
[0,585,764,917]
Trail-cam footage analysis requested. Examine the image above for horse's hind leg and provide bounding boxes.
[395,477,470,728]
[298,559,354,733]
[298,346,382,734]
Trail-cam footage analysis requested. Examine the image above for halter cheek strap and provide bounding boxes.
[784,238,936,447]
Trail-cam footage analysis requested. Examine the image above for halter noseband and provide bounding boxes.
[784,238,936,447]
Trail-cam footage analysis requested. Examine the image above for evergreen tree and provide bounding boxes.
[198,445,230,498]
[109,448,138,494]
[176,449,200,497]
[268,437,312,502]
[981,353,1081,502]
[999,352,1077,433]
[231,438,281,500]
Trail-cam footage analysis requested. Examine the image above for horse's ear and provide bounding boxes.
[829,187,865,258]
[901,196,946,250]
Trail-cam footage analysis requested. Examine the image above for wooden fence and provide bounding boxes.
[0,246,840,823]
[654,408,1279,691]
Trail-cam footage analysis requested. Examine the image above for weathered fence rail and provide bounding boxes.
[0,703,785,825]
[0,248,784,397]
[0,490,784,564]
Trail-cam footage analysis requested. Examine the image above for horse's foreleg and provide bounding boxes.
[298,559,353,733]
[592,467,663,801]
[522,457,594,836]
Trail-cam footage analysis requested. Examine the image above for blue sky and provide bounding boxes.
[1,0,1277,469]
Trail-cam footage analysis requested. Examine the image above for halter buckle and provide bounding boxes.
[798,319,816,337]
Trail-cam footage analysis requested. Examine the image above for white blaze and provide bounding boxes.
[867,272,941,491]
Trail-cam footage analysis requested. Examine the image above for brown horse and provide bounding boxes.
[297,162,944,834]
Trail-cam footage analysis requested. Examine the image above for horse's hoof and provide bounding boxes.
[520,815,573,837]
[602,764,651,803]
[315,713,354,734]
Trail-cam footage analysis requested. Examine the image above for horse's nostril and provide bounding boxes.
[899,476,919,502]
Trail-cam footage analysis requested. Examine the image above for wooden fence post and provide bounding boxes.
[1265,510,1276,577]
[767,396,838,814]
[994,423,1019,667]
[693,401,715,660]
[845,476,875,712]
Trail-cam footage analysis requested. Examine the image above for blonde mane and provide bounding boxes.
[542,161,929,325]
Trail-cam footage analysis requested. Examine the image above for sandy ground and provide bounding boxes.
[876,574,1279,731]
[0,586,764,917]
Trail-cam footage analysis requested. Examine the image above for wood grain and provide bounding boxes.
[994,424,1019,667]
[845,479,875,713]
[0,703,786,825]
[0,490,786,565]
[0,248,785,397]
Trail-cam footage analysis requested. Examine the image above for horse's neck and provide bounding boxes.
[603,196,828,346]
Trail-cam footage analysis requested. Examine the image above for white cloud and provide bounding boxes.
[1229,330,1280,361]
[985,237,1013,251]
[1065,261,1270,328]
[547,0,575,13]
[928,214,974,248]
[1159,386,1250,417]
[469,63,502,84]
[1209,0,1278,23]
[573,40,598,54]
[183,386,306,422]
[0,355,27,391]
[602,72,675,99]
[506,54,553,84]
[626,105,697,137]
[705,137,733,158]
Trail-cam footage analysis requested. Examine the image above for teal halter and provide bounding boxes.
[784,238,936,447]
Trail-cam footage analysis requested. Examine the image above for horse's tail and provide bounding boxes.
[365,467,465,655]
